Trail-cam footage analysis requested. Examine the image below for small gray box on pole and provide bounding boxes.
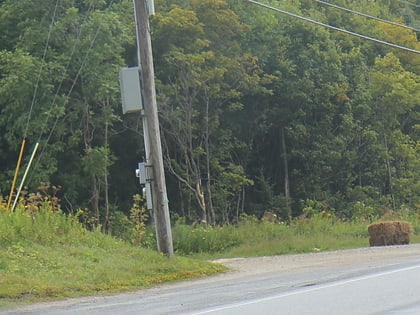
[147,0,155,15]
[119,67,143,114]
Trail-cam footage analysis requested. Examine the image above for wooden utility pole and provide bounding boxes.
[133,0,173,256]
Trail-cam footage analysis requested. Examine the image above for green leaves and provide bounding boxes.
[1,0,418,225]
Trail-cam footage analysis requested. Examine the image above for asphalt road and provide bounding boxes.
[4,247,420,315]
[197,260,420,315]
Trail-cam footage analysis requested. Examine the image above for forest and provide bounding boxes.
[0,0,419,230]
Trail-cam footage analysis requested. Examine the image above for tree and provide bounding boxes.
[155,0,259,224]
[0,0,134,230]
[367,53,420,209]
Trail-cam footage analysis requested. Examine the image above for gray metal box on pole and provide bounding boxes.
[119,67,143,114]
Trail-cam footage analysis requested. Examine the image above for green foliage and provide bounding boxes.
[350,201,378,223]
[126,194,149,245]
[97,194,150,245]
[0,0,419,227]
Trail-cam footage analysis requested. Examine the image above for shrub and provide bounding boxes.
[108,194,149,246]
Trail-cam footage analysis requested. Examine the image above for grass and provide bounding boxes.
[172,217,367,259]
[0,205,225,309]
[1,202,420,310]
[172,212,420,259]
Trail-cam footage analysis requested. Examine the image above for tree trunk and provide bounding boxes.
[204,99,215,225]
[383,134,396,211]
[103,121,110,233]
[281,127,291,218]
[82,102,100,226]
[196,180,207,222]
[90,174,100,227]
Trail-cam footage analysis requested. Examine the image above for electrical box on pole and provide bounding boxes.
[135,162,153,210]
[146,0,155,15]
[119,67,143,114]
[136,162,147,185]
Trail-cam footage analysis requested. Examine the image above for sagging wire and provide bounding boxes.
[27,0,116,187]
[313,0,419,33]
[245,0,420,54]
[398,0,420,8]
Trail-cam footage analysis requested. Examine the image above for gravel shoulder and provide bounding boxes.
[212,243,420,277]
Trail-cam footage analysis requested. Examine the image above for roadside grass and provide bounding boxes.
[173,212,420,259]
[0,205,225,309]
[173,216,367,259]
[1,201,419,309]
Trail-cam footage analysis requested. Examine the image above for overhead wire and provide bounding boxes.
[313,0,419,33]
[398,0,420,8]
[24,0,60,138]
[26,2,95,186]
[27,0,116,186]
[34,2,94,145]
[244,0,420,54]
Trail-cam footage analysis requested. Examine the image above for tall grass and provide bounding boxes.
[172,223,242,255]
[0,204,91,246]
[0,203,225,304]
[173,212,420,258]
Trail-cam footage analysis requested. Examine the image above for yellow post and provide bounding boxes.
[11,142,39,212]
[6,139,26,211]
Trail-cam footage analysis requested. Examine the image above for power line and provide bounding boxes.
[313,0,419,33]
[245,0,420,54]
[29,23,103,185]
[28,1,116,186]
[399,0,420,8]
[36,2,94,143]
[24,0,60,138]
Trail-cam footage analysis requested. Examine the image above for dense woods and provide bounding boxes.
[0,0,419,230]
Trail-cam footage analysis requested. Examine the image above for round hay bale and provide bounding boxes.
[368,221,412,246]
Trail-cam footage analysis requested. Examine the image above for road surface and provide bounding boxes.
[4,244,420,314]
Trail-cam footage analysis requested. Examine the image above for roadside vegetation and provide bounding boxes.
[171,212,420,259]
[0,198,225,308]
[1,195,419,308]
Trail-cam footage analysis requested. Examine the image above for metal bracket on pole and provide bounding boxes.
[135,162,153,210]
[143,182,153,210]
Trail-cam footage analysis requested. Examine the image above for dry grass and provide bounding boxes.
[368,221,413,246]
